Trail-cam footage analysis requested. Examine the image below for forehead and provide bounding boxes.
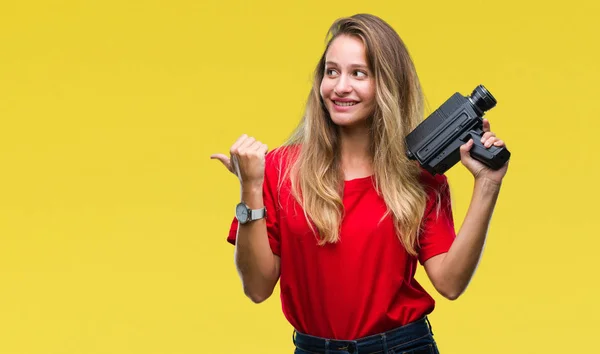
[325,35,368,64]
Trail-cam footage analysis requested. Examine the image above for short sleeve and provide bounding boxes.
[417,173,456,265]
[226,149,282,256]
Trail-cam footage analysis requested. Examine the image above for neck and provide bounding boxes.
[338,124,373,180]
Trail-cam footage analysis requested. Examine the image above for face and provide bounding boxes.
[320,34,376,129]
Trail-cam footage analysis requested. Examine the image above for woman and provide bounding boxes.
[211,13,508,354]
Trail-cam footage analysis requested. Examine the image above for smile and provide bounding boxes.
[333,101,358,106]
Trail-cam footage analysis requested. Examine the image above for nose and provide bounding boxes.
[334,75,352,95]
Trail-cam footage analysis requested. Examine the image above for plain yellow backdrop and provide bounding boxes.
[1,1,598,353]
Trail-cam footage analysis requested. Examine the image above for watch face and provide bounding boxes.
[236,203,249,223]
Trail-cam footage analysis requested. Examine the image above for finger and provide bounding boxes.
[254,143,268,159]
[480,131,496,143]
[258,143,269,156]
[483,119,491,133]
[210,153,233,172]
[247,140,264,153]
[493,139,505,147]
[484,137,498,148]
[236,136,257,155]
[460,138,474,156]
[230,134,249,155]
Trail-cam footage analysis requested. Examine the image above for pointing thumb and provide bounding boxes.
[210,154,232,173]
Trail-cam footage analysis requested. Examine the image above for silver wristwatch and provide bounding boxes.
[235,202,267,224]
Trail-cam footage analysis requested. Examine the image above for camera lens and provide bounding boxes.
[469,85,497,113]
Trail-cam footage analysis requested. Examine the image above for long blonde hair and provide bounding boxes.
[282,14,428,256]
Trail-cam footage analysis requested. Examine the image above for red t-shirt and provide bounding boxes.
[226,146,456,340]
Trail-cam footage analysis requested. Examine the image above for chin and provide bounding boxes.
[329,113,369,128]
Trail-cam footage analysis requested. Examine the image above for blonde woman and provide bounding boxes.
[211,13,508,354]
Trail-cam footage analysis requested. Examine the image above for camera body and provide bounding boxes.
[405,85,511,175]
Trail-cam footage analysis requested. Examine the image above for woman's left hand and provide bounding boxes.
[459,119,509,185]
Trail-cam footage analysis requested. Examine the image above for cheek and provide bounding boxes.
[364,83,376,104]
[320,79,333,98]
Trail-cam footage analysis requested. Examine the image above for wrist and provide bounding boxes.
[240,181,263,195]
[474,176,502,195]
[240,182,264,209]
[241,179,263,192]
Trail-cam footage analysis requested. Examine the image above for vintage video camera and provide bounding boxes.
[405,85,511,175]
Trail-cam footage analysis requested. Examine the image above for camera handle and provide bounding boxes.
[462,129,511,170]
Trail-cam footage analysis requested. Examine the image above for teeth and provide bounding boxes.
[334,101,357,106]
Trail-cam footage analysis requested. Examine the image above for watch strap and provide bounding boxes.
[249,206,266,221]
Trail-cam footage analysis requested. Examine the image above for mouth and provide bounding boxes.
[333,100,358,107]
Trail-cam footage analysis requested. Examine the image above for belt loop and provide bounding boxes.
[292,330,297,346]
[325,339,330,354]
[425,316,434,335]
[381,333,388,353]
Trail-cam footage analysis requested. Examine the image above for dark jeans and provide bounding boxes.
[293,317,440,354]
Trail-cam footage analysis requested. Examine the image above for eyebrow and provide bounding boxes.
[325,61,369,70]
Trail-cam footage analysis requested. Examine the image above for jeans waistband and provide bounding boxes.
[293,317,434,354]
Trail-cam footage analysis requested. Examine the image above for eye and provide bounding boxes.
[354,70,368,78]
[325,68,338,76]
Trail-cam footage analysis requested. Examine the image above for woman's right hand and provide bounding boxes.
[210,134,268,188]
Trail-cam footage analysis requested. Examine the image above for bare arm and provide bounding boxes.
[234,182,280,303]
[212,134,280,303]
[424,177,501,300]
[424,119,509,300]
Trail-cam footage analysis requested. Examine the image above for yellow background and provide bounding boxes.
[1,1,598,353]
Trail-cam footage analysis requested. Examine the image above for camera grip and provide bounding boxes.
[467,134,511,170]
